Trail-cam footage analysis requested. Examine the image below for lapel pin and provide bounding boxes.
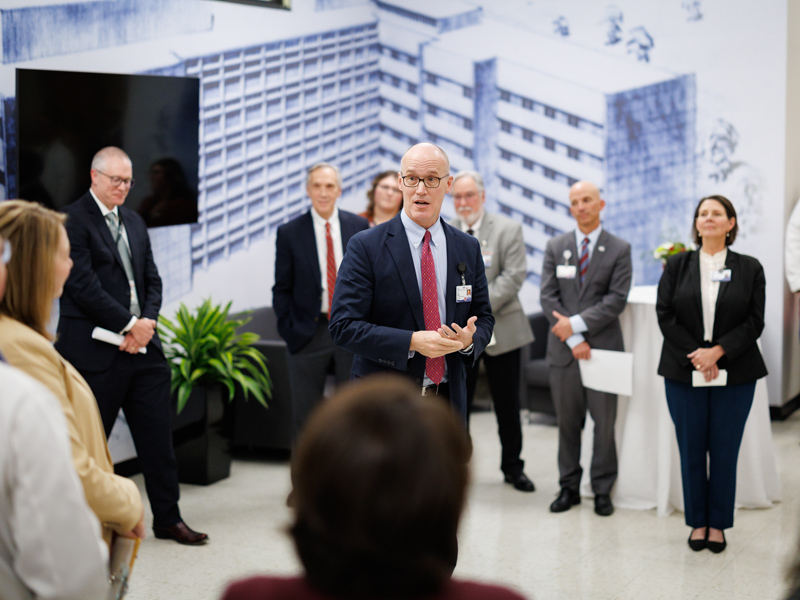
[598,245,605,252]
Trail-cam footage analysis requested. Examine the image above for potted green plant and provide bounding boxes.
[159,299,272,484]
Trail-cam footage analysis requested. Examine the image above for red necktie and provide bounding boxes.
[421,231,445,385]
[326,222,336,319]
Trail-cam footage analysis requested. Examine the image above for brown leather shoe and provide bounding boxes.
[153,521,208,545]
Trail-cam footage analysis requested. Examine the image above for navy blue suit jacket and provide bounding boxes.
[56,192,164,372]
[272,209,369,354]
[328,214,494,418]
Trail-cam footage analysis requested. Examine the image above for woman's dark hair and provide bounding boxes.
[692,194,738,246]
[290,375,470,599]
[363,170,400,219]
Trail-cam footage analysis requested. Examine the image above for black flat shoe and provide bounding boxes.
[707,531,726,553]
[594,494,614,517]
[550,488,580,513]
[504,472,535,492]
[688,529,707,552]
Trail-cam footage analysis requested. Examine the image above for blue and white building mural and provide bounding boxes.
[0,0,789,405]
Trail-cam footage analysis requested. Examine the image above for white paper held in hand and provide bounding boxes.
[91,327,148,354]
[692,369,727,387]
[577,349,633,396]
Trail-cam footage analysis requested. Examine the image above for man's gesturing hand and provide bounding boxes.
[438,316,477,350]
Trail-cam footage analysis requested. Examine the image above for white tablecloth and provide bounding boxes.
[578,286,781,516]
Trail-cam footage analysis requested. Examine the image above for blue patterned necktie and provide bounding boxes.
[105,212,141,317]
[579,236,590,285]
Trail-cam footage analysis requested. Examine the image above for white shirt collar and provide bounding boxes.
[310,205,339,226]
[460,211,484,234]
[89,189,118,218]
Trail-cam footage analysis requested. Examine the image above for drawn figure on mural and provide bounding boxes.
[682,0,703,22]
[701,119,763,241]
[603,7,624,45]
[707,119,744,183]
[626,26,654,62]
[553,16,569,37]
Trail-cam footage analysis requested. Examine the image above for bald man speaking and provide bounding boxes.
[540,181,632,517]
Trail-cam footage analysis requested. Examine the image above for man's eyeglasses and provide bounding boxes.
[96,170,136,189]
[0,240,11,265]
[400,174,450,189]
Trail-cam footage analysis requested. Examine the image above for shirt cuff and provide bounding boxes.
[120,316,138,335]
[565,333,585,349]
[569,315,588,334]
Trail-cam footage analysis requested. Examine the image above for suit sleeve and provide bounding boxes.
[539,239,570,324]
[786,200,800,292]
[656,256,701,366]
[577,242,632,334]
[134,218,163,319]
[329,234,414,369]
[488,223,527,312]
[4,335,143,534]
[271,225,294,336]
[716,260,766,362]
[462,237,494,365]
[62,209,136,333]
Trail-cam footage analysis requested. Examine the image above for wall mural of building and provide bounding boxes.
[0,0,788,402]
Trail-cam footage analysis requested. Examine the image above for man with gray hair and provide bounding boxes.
[273,162,369,438]
[450,171,535,492]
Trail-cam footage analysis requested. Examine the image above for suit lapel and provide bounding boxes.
[579,229,607,300]
[564,234,580,298]
[714,249,735,318]
[84,195,127,273]
[443,220,460,326]
[300,212,322,292]
[386,218,425,330]
[689,250,702,317]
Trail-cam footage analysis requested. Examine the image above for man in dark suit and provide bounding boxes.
[272,162,369,438]
[540,181,632,517]
[56,146,207,545]
[329,143,494,419]
[450,171,534,492]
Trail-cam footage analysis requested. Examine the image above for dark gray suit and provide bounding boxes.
[540,227,632,495]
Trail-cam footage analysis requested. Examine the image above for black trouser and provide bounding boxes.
[465,349,524,477]
[81,349,181,527]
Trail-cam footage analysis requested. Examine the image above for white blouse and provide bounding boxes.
[699,248,727,342]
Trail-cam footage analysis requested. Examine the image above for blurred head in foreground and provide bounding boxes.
[290,375,470,599]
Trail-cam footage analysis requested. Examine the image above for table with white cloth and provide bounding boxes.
[577,285,781,516]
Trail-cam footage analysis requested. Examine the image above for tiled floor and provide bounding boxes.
[125,409,800,600]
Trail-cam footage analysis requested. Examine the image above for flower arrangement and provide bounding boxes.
[653,242,688,265]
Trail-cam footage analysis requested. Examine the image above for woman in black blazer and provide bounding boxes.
[657,195,767,554]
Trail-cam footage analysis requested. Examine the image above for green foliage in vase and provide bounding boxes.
[159,299,272,414]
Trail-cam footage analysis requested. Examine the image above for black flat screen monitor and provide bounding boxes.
[16,68,200,228]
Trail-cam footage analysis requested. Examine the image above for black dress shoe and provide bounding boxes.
[707,531,726,553]
[594,494,614,516]
[550,488,580,513]
[153,521,209,545]
[504,472,535,492]
[688,529,707,552]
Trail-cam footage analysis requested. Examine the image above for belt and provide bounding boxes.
[421,381,449,398]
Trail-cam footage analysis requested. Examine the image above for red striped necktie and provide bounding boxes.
[579,236,590,284]
[421,230,444,385]
[326,222,336,319]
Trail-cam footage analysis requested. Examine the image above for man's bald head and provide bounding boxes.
[400,143,450,174]
[91,147,131,172]
[568,180,605,234]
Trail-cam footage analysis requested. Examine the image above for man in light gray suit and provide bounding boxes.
[450,171,535,492]
[540,181,632,516]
